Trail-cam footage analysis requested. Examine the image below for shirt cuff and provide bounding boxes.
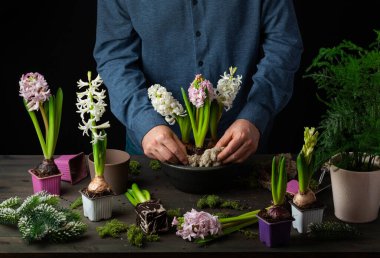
[236,101,271,136]
[129,109,167,151]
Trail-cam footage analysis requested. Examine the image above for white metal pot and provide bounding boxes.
[290,201,325,233]
[330,163,380,223]
[80,190,113,222]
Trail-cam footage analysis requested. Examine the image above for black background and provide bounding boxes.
[2,0,380,155]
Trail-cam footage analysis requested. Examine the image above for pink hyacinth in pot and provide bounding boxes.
[19,72,63,177]
[19,72,63,194]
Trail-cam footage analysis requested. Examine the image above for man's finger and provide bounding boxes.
[162,136,187,164]
[217,137,243,161]
[156,144,179,164]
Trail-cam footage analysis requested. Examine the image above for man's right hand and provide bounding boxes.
[142,125,188,164]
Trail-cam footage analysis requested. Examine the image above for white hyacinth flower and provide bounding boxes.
[148,84,186,125]
[216,66,242,111]
[76,73,110,144]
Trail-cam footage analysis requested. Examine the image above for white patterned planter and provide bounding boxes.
[290,201,325,233]
[80,190,113,222]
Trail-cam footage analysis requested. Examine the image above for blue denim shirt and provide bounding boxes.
[94,0,303,154]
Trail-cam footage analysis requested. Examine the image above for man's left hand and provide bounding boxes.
[215,119,260,164]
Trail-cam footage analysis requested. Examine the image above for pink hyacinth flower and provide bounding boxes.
[19,72,51,111]
[175,209,222,241]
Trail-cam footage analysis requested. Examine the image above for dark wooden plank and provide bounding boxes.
[0,155,379,255]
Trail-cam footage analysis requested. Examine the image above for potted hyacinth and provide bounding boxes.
[76,71,113,221]
[257,155,294,247]
[19,72,63,195]
[148,67,242,167]
[290,127,325,233]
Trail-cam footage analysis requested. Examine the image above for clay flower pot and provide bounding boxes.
[88,149,130,195]
[289,201,325,233]
[257,214,293,248]
[330,162,380,223]
[80,189,113,222]
[28,169,62,195]
[55,152,88,184]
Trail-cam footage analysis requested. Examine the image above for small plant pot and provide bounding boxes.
[88,149,130,195]
[55,152,88,184]
[80,189,113,222]
[290,201,325,234]
[28,169,62,195]
[257,214,293,248]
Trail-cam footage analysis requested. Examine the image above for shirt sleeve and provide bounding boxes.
[236,0,303,135]
[93,0,166,149]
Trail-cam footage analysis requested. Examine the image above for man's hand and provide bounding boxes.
[215,119,260,164]
[142,125,188,164]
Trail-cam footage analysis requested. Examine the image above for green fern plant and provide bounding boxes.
[305,30,380,171]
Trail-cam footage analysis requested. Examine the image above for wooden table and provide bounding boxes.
[0,155,379,258]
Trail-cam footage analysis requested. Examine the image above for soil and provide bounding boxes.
[258,206,293,223]
[31,159,61,178]
[135,200,169,234]
[80,187,114,199]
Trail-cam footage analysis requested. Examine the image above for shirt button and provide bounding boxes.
[195,31,201,37]
[192,0,198,5]
[198,61,203,67]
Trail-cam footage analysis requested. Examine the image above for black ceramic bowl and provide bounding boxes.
[161,162,239,194]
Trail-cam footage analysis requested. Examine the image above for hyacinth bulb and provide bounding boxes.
[87,176,111,194]
[293,190,317,208]
[267,205,291,220]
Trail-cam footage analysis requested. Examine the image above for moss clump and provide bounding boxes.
[129,160,142,176]
[166,208,182,219]
[197,195,244,210]
[96,219,129,238]
[96,219,159,247]
[149,160,162,170]
[239,229,258,239]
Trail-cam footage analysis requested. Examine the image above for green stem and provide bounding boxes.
[46,96,55,159]
[39,103,49,141]
[25,101,47,158]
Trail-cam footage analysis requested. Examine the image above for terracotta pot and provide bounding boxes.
[290,201,325,233]
[55,152,88,184]
[330,162,380,223]
[257,214,293,248]
[80,189,113,222]
[88,149,130,195]
[28,169,62,195]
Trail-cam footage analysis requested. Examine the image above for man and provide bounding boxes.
[94,0,303,165]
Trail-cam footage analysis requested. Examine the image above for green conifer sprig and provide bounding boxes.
[0,191,87,243]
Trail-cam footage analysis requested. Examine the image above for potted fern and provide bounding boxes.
[257,155,294,247]
[76,71,114,221]
[290,127,325,233]
[19,72,63,195]
[305,30,380,223]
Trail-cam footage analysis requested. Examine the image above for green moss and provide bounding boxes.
[166,208,182,219]
[129,160,142,176]
[96,219,129,238]
[127,224,145,247]
[149,160,162,170]
[239,229,258,239]
[197,195,244,210]
[145,234,160,242]
[69,196,83,210]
